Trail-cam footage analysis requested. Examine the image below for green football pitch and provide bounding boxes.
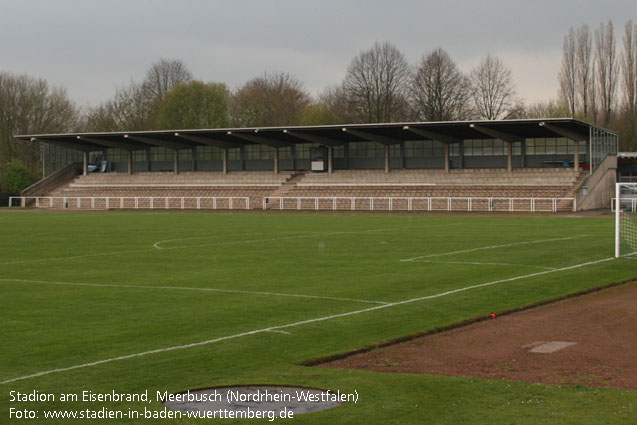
[1,211,635,424]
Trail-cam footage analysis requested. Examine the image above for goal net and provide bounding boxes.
[615,183,637,258]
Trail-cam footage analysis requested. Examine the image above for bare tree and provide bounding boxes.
[143,58,193,103]
[622,20,637,112]
[559,28,577,116]
[589,67,599,123]
[410,47,470,121]
[342,41,410,123]
[0,72,77,172]
[318,84,355,124]
[470,54,517,120]
[523,99,571,119]
[595,21,619,125]
[80,103,119,132]
[230,72,310,127]
[576,25,593,118]
[109,81,157,130]
[157,81,229,130]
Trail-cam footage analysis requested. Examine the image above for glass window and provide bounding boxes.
[107,148,128,162]
[228,148,240,160]
[333,145,345,158]
[463,139,508,156]
[449,143,459,156]
[43,144,83,176]
[404,140,444,157]
[512,142,521,155]
[133,150,147,162]
[348,142,386,158]
[463,140,476,156]
[279,146,292,160]
[404,140,422,157]
[151,147,172,161]
[295,143,316,159]
[245,144,274,160]
[196,146,222,160]
[179,149,193,160]
[525,138,583,155]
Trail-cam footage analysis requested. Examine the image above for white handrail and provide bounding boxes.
[611,197,637,212]
[8,196,250,210]
[262,196,576,212]
[8,195,577,213]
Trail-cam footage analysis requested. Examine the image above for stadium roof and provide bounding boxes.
[14,118,610,152]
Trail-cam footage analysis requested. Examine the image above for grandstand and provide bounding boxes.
[12,118,618,212]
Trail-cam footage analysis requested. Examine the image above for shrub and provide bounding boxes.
[1,159,33,193]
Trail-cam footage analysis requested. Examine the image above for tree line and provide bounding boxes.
[557,20,637,147]
[1,19,636,188]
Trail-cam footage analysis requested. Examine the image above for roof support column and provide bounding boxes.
[82,152,88,176]
[328,145,333,174]
[444,144,450,172]
[521,140,526,167]
[274,147,279,174]
[507,142,513,172]
[291,145,296,171]
[384,145,390,173]
[173,149,179,174]
[574,141,580,172]
[127,151,133,175]
[222,148,228,175]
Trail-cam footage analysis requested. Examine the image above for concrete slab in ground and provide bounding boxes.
[526,341,577,353]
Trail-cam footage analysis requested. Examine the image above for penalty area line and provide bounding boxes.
[400,235,589,262]
[412,260,556,270]
[0,256,614,386]
[0,278,388,305]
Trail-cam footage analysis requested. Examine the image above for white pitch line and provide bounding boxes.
[266,330,291,335]
[412,260,556,270]
[400,235,589,262]
[0,256,615,386]
[0,224,457,265]
[0,248,156,266]
[153,232,271,249]
[0,232,357,265]
[157,231,350,250]
[153,224,459,250]
[0,278,387,305]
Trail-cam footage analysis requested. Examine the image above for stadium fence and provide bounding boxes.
[262,196,575,212]
[8,196,251,210]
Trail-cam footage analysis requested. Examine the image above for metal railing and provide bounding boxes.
[263,196,576,213]
[8,195,577,213]
[611,197,637,212]
[8,196,251,210]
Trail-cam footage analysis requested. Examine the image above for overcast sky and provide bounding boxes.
[1,0,635,109]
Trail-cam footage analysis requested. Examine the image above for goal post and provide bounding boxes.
[615,183,637,258]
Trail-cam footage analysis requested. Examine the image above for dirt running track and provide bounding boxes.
[324,282,637,390]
